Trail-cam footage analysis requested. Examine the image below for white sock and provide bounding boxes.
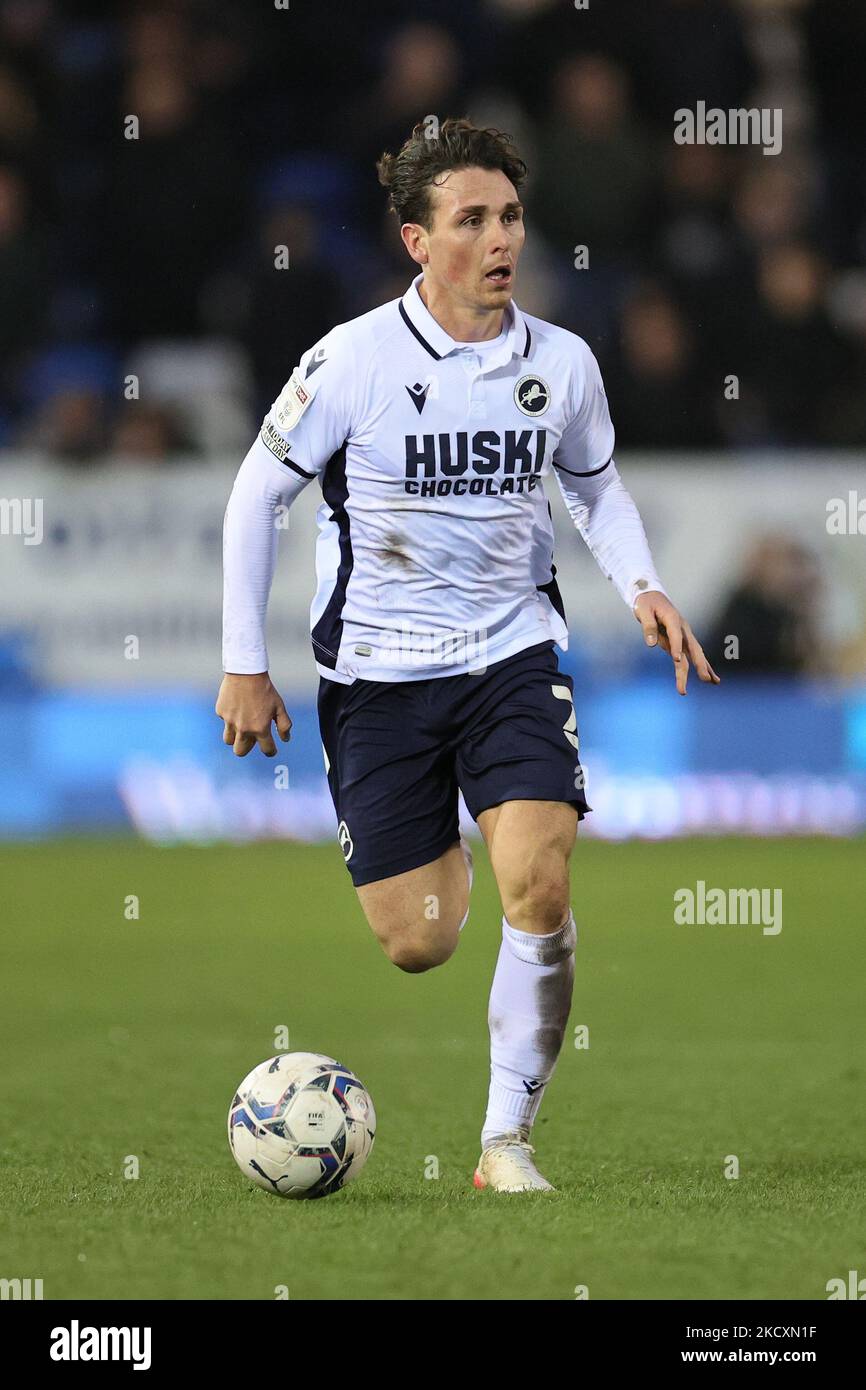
[481,911,576,1148]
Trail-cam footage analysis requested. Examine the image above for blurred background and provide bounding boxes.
[1,0,865,841]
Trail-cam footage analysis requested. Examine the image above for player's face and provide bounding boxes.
[419,166,525,310]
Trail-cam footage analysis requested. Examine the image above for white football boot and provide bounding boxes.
[473,1130,555,1193]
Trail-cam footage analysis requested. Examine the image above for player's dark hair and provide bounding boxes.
[376,117,527,229]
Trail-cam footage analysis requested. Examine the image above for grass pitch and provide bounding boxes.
[1,835,864,1301]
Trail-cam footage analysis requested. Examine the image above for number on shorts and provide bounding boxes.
[551,684,579,751]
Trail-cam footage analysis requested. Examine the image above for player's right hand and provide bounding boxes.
[215,672,292,757]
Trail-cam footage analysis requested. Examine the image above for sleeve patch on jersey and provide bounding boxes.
[260,418,291,462]
[274,369,313,432]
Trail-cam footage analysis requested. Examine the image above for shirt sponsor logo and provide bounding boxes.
[403,429,546,496]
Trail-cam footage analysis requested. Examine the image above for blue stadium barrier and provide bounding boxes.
[1,679,864,840]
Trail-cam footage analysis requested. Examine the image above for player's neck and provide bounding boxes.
[417,277,506,343]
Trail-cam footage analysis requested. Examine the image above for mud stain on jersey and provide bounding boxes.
[378,531,414,570]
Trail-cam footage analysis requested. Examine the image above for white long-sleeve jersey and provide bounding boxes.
[222,273,667,683]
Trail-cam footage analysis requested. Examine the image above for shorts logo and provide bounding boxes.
[337,820,354,862]
[514,375,551,417]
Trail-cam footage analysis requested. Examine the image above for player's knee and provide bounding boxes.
[381,924,460,974]
[506,859,570,933]
[519,893,570,935]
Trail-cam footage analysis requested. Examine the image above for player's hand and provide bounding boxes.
[634,592,720,696]
[215,672,292,756]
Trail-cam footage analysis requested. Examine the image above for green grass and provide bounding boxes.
[1,836,864,1300]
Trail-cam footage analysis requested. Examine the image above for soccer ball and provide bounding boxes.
[227,1052,376,1199]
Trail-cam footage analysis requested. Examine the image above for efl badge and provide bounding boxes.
[514,375,551,416]
[274,370,313,432]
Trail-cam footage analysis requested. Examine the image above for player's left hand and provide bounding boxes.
[634,591,720,696]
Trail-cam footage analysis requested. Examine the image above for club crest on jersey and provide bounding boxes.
[514,374,551,417]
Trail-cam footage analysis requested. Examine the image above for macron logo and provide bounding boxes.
[406,381,431,415]
[305,346,328,378]
[50,1320,152,1371]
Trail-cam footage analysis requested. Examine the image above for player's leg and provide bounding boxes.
[477,798,576,933]
[455,642,586,1191]
[355,835,472,973]
[476,798,577,1158]
[317,673,474,974]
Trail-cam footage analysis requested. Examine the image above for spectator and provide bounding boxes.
[0,165,46,388]
[242,202,343,415]
[0,0,862,455]
[347,23,468,234]
[606,284,722,448]
[105,60,245,341]
[531,53,657,263]
[109,400,197,461]
[739,243,856,445]
[19,386,109,461]
[706,535,826,675]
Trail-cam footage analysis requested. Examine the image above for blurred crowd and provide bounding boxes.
[1,0,865,462]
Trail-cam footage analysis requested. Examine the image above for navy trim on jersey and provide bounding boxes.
[283,456,317,481]
[523,324,532,357]
[537,503,565,619]
[311,444,352,668]
[399,302,442,361]
[554,455,612,479]
[536,564,566,623]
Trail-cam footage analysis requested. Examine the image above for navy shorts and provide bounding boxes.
[317,639,589,887]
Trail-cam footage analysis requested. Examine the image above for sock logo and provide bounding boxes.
[523,1079,543,1094]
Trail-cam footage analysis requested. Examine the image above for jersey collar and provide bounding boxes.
[399,272,531,369]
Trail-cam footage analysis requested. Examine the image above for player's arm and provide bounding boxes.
[218,328,357,754]
[218,427,302,756]
[552,342,719,696]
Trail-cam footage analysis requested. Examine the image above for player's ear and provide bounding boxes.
[400,221,428,265]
